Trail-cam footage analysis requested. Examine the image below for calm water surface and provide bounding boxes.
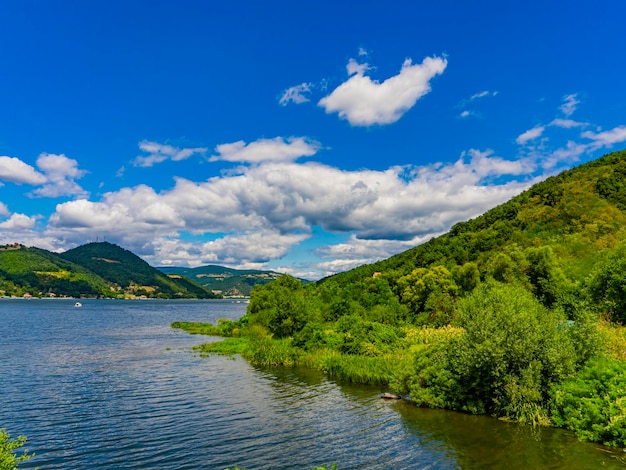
[1,299,624,469]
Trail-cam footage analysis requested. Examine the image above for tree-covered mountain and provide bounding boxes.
[158,265,298,297]
[0,242,217,299]
[59,242,217,299]
[0,243,113,297]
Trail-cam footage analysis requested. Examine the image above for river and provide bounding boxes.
[1,299,624,469]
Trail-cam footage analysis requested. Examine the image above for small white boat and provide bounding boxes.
[74,302,82,308]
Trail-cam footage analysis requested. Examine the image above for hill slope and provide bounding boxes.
[0,243,113,297]
[60,242,216,299]
[159,265,287,297]
[322,149,626,296]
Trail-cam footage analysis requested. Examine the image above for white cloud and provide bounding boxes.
[199,230,310,265]
[0,202,8,216]
[0,213,37,230]
[0,156,47,185]
[550,118,587,129]
[45,148,536,276]
[345,58,373,76]
[459,110,472,118]
[516,125,546,145]
[540,141,589,169]
[133,141,207,167]
[581,125,626,150]
[279,82,313,106]
[560,93,580,117]
[210,137,321,163]
[318,55,447,126]
[470,90,498,101]
[30,153,88,198]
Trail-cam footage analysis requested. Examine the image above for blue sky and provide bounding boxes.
[1,0,625,279]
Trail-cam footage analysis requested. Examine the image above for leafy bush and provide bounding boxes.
[551,358,626,446]
[408,282,579,424]
[247,275,316,338]
[0,429,34,470]
[588,242,626,323]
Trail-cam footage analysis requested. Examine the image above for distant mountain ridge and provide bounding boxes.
[158,265,299,297]
[0,242,217,299]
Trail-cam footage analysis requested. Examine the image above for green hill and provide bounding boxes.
[60,242,217,299]
[0,243,113,297]
[321,148,626,299]
[158,265,291,297]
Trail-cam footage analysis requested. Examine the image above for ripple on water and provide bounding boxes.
[2,300,625,469]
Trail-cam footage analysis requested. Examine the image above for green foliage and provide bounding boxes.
[248,274,316,338]
[409,282,580,424]
[588,242,626,322]
[194,337,249,357]
[0,429,34,470]
[60,242,216,299]
[317,350,395,384]
[0,242,215,298]
[551,358,626,446]
[595,160,626,211]
[244,337,303,366]
[395,265,458,325]
[171,318,246,337]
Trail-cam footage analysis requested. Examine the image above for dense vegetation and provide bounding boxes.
[0,245,112,297]
[60,242,216,299]
[0,242,216,299]
[174,149,626,446]
[159,265,291,297]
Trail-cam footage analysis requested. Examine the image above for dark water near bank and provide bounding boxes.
[1,299,624,469]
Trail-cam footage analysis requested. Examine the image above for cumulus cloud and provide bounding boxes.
[0,202,9,216]
[30,153,88,198]
[318,55,447,126]
[279,82,314,106]
[45,148,537,276]
[0,156,47,185]
[516,125,546,144]
[133,141,207,167]
[0,213,37,230]
[210,137,321,163]
[560,93,580,117]
[582,125,626,150]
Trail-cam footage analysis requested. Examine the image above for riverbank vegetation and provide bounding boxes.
[174,150,626,447]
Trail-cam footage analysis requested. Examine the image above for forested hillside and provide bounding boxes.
[0,244,113,297]
[159,265,296,297]
[60,242,217,299]
[0,242,216,299]
[176,149,626,446]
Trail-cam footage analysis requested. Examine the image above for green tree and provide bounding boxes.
[396,266,458,322]
[0,429,34,470]
[409,282,578,424]
[588,243,626,322]
[247,275,315,338]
